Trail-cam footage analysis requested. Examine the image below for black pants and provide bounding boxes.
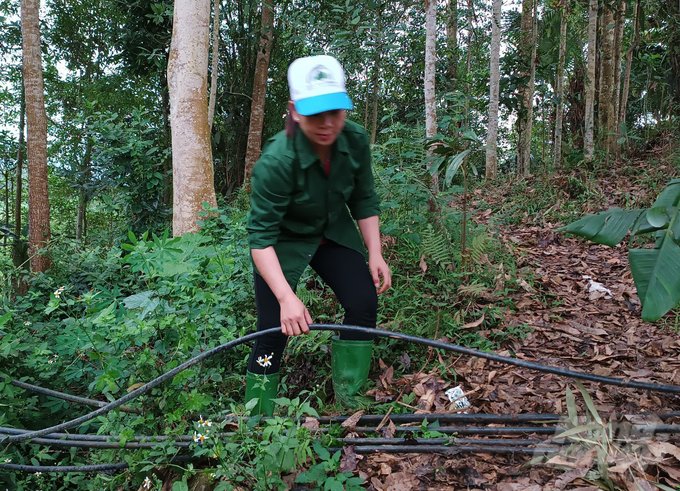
[247,241,376,374]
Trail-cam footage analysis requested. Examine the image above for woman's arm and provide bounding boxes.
[251,247,312,336]
[357,216,392,294]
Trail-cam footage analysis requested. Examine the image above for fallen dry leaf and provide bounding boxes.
[341,410,365,429]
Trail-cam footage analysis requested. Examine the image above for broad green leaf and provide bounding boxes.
[445,149,471,186]
[647,206,670,228]
[651,179,680,208]
[560,208,643,246]
[313,441,330,461]
[630,231,680,321]
[123,291,157,310]
[628,249,657,307]
[0,312,10,327]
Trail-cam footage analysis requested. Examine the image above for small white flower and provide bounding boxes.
[198,415,213,428]
[3,458,10,463]
[24,321,32,326]
[192,432,205,444]
[142,476,152,489]
[256,353,274,368]
[35,472,42,476]
[48,354,58,364]
[54,290,61,298]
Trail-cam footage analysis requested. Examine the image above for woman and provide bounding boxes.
[245,55,391,415]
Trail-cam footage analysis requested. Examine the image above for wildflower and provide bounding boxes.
[198,415,212,428]
[54,290,61,298]
[193,432,206,444]
[24,321,32,326]
[256,353,274,368]
[35,472,42,476]
[48,354,58,364]
[142,476,152,489]
[3,458,10,463]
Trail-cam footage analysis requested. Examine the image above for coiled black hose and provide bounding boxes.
[3,324,680,446]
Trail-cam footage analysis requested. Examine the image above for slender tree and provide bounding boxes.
[612,0,625,157]
[243,0,274,184]
[447,0,458,82]
[486,0,501,180]
[12,86,26,270]
[584,0,598,163]
[167,0,218,236]
[208,0,220,131]
[370,4,383,144]
[619,0,640,131]
[424,0,438,169]
[517,0,535,176]
[553,0,568,169]
[599,3,616,161]
[21,0,52,273]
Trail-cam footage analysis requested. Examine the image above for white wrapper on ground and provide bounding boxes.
[445,385,471,413]
[582,275,613,298]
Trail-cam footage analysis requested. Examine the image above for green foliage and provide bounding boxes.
[295,442,364,490]
[561,179,680,321]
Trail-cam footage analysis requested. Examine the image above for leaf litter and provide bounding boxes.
[357,158,680,490]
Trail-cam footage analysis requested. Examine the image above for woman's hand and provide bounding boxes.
[279,294,312,336]
[369,254,392,294]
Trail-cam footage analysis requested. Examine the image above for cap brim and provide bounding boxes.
[295,92,353,116]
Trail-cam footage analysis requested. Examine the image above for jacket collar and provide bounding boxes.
[296,127,351,170]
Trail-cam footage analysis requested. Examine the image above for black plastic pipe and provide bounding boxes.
[4,324,680,446]
[3,378,140,414]
[0,455,199,474]
[328,444,560,455]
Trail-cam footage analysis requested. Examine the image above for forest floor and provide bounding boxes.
[351,146,680,491]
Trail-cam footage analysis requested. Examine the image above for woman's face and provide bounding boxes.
[289,102,346,151]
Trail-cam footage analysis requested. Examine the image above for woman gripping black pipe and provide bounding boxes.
[245,55,392,414]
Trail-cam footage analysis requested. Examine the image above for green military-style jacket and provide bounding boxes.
[247,120,380,287]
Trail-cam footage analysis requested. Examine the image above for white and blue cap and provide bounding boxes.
[288,55,353,116]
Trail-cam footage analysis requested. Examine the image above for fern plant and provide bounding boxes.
[422,224,455,269]
[426,129,482,270]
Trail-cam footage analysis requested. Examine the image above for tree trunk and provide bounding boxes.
[76,138,92,240]
[21,0,52,273]
[598,3,616,161]
[612,1,625,157]
[584,0,598,163]
[668,0,680,116]
[517,0,535,177]
[619,0,639,131]
[425,0,438,188]
[14,87,25,242]
[168,0,218,237]
[464,0,474,126]
[485,0,501,181]
[446,0,458,82]
[370,6,383,145]
[553,3,568,170]
[207,0,220,131]
[161,70,172,206]
[243,0,274,184]
[12,86,28,280]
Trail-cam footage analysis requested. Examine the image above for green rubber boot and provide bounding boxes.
[245,371,280,416]
[331,336,373,408]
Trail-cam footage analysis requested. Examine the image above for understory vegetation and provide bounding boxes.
[2,135,679,490]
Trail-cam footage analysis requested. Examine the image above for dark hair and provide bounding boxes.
[285,110,299,138]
